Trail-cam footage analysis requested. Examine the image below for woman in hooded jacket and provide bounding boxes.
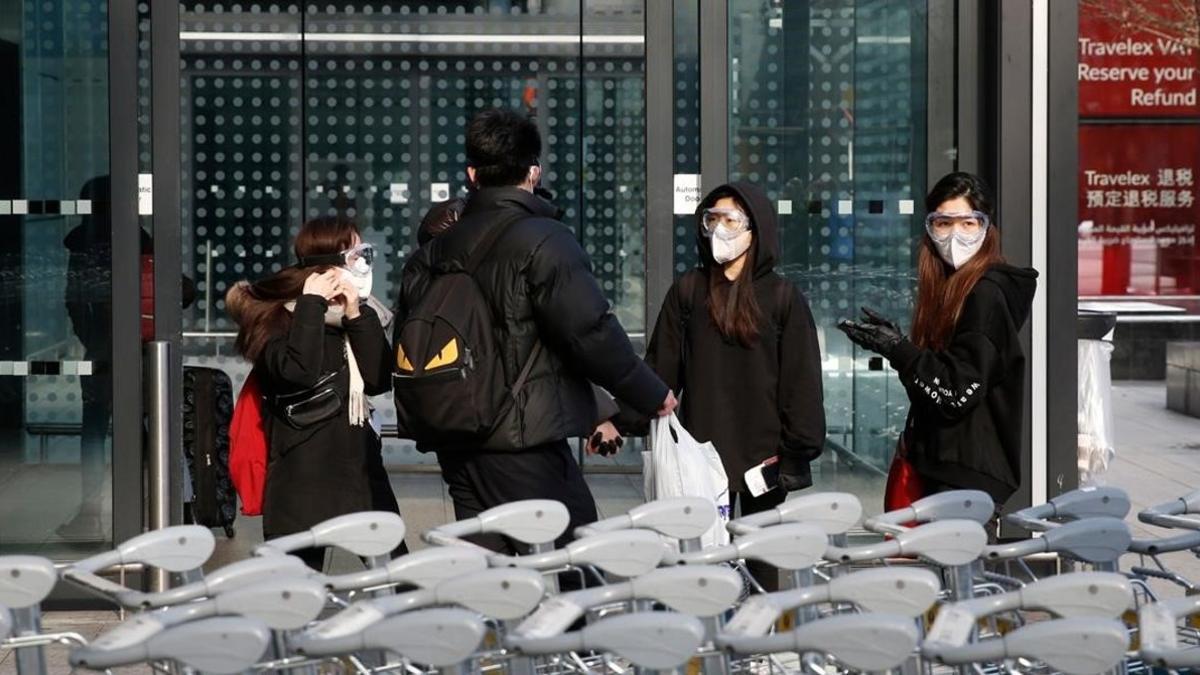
[838,172,1038,510]
[226,216,405,569]
[617,181,826,590]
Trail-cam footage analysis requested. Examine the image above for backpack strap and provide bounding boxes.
[463,211,528,274]
[511,342,542,397]
[459,211,544,396]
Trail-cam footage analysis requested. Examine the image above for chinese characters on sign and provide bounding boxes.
[1078,3,1200,296]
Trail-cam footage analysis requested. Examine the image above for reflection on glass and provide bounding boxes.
[728,1,927,514]
[178,1,648,468]
[0,0,114,554]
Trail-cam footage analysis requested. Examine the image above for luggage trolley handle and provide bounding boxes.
[863,490,995,536]
[574,497,717,551]
[726,492,863,538]
[1140,596,1200,669]
[1140,494,1200,532]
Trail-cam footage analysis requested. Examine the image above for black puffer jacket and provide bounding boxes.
[890,264,1039,504]
[397,187,668,451]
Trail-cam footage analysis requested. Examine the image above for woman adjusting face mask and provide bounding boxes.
[299,242,376,298]
[925,209,990,269]
[702,206,753,264]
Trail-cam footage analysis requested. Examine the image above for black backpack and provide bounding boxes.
[392,216,540,444]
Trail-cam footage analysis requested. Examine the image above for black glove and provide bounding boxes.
[589,431,624,457]
[777,455,813,492]
[837,306,906,359]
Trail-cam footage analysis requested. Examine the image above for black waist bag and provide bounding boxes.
[273,366,346,429]
[393,216,539,445]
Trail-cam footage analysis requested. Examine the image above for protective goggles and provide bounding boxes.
[297,242,375,275]
[700,207,752,240]
[924,211,990,242]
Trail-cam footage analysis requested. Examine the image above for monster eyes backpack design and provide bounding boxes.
[392,215,540,446]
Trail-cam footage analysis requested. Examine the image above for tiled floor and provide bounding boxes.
[4,382,1200,674]
[1105,382,1200,588]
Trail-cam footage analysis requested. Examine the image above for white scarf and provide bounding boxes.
[284,300,369,427]
[344,337,367,427]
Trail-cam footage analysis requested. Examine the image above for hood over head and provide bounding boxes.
[983,263,1039,328]
[695,181,779,277]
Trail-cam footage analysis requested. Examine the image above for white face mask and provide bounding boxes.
[711,231,753,265]
[341,266,373,299]
[931,232,984,269]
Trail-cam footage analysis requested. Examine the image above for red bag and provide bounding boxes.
[140,254,154,342]
[884,436,925,512]
[229,370,267,516]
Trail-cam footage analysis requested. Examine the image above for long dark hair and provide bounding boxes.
[911,172,1004,350]
[703,191,763,347]
[227,216,359,361]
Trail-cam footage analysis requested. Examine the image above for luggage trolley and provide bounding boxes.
[70,576,327,674]
[294,568,546,674]
[511,565,743,675]
[0,556,72,675]
[508,611,709,675]
[61,524,216,609]
[75,616,274,675]
[923,572,1134,675]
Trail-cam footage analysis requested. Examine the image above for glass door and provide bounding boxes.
[0,0,119,555]
[177,1,648,469]
[725,0,929,514]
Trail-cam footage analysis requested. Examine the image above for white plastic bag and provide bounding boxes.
[644,413,731,548]
[1078,339,1116,486]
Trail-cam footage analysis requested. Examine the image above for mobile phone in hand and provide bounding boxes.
[744,456,781,497]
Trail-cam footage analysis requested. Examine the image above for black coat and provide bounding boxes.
[258,295,399,538]
[617,182,827,493]
[889,264,1039,504]
[398,187,668,451]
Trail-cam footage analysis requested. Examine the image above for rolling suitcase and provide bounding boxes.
[183,366,237,537]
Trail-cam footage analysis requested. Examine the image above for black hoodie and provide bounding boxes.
[889,263,1039,504]
[618,182,826,492]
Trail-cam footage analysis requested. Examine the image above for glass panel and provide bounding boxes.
[179,1,648,469]
[0,0,114,553]
[1077,3,1200,308]
[728,0,928,514]
[178,2,304,472]
[1076,1,1200,429]
[672,0,701,277]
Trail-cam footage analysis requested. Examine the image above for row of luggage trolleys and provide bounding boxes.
[5,485,1200,673]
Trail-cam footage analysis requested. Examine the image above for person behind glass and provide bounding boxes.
[226,216,405,570]
[60,175,195,541]
[615,182,826,591]
[838,172,1038,509]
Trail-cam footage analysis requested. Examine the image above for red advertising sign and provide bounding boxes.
[1079,6,1200,117]
[1078,125,1200,295]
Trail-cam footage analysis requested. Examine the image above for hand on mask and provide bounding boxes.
[837,306,906,359]
[333,276,361,320]
[302,270,341,301]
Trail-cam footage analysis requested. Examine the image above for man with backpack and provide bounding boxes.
[393,108,675,552]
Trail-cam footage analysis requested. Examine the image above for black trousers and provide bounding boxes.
[437,441,600,555]
[731,488,788,592]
